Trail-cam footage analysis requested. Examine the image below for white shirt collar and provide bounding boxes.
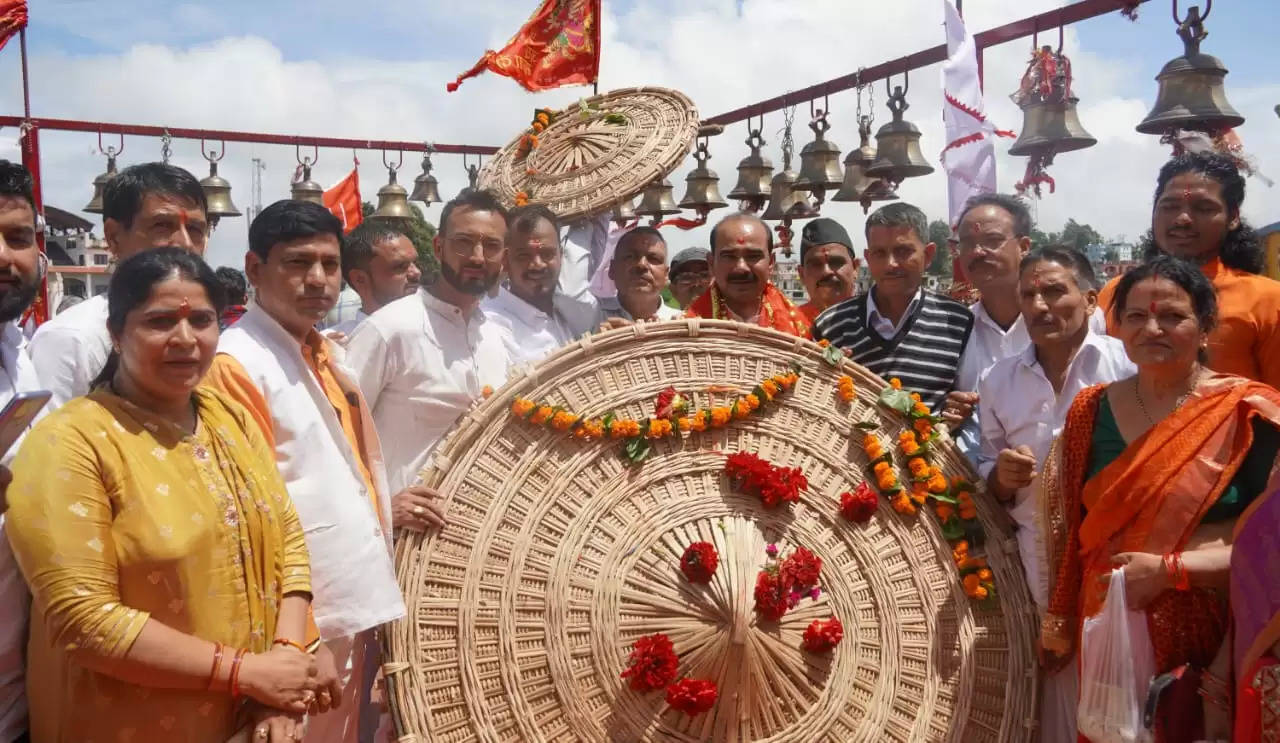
[866,287,923,338]
[970,300,1025,338]
[1017,323,1109,370]
[421,286,486,325]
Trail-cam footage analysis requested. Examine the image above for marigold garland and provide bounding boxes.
[509,369,800,464]
[836,375,856,403]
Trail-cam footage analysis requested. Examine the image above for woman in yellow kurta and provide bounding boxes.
[5,248,337,743]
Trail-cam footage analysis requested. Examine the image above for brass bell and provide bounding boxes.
[833,116,879,202]
[370,163,413,221]
[200,161,241,220]
[611,198,637,226]
[1136,5,1243,135]
[409,151,441,205]
[761,146,816,222]
[83,152,117,214]
[792,110,843,205]
[857,179,899,214]
[633,178,681,222]
[866,77,934,185]
[678,141,728,216]
[1009,95,1097,157]
[726,129,773,212]
[291,164,324,205]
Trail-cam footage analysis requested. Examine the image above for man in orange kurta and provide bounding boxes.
[1096,152,1280,389]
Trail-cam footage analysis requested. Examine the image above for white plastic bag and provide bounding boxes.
[1077,568,1156,743]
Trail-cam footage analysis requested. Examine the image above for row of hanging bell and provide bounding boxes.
[1136,4,1243,136]
[792,110,843,206]
[866,81,933,185]
[831,116,898,211]
[200,160,241,220]
[409,152,441,205]
[677,141,728,216]
[633,178,681,222]
[726,130,772,213]
[1008,47,1097,161]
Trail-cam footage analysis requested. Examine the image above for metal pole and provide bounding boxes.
[17,28,51,325]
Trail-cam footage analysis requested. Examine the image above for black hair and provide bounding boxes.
[92,247,227,388]
[507,203,560,237]
[438,189,509,237]
[1112,254,1218,337]
[103,162,207,228]
[709,212,775,253]
[957,192,1033,238]
[0,160,35,213]
[213,266,248,305]
[1019,244,1099,291]
[1141,151,1262,274]
[864,202,928,244]
[248,199,344,261]
[617,225,666,255]
[341,221,407,284]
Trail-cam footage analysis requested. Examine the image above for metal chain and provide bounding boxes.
[779,102,796,168]
[160,130,173,163]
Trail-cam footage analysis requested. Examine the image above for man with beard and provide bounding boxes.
[1096,151,1280,388]
[977,246,1133,743]
[203,200,408,743]
[484,204,597,365]
[667,247,711,310]
[604,227,683,323]
[0,161,49,743]
[329,222,422,336]
[795,217,858,326]
[346,189,512,494]
[685,212,809,337]
[813,202,973,411]
[30,162,208,410]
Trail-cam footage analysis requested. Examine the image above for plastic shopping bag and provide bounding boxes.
[1077,568,1156,743]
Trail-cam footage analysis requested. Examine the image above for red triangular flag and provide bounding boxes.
[0,1,27,54]
[447,0,600,93]
[323,169,363,234]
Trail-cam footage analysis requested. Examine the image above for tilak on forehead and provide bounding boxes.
[176,297,192,319]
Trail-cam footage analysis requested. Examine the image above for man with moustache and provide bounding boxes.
[329,221,422,336]
[667,247,712,310]
[977,245,1133,743]
[202,200,408,743]
[1096,151,1280,388]
[813,202,973,411]
[484,204,597,365]
[604,227,683,324]
[0,161,52,743]
[795,217,858,326]
[30,162,209,410]
[346,189,512,494]
[685,212,809,337]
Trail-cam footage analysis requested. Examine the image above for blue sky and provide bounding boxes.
[6,0,1277,268]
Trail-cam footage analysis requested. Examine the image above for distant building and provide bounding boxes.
[1084,242,1107,264]
[771,256,807,304]
[44,205,111,316]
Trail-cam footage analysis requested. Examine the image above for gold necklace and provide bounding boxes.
[1134,368,1201,425]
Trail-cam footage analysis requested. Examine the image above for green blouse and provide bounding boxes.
[1087,392,1280,523]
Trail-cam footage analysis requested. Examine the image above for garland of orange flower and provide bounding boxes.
[509,366,801,464]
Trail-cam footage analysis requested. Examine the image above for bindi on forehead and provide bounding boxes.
[177,297,191,318]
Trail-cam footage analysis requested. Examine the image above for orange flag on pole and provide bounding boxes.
[447,0,600,93]
[324,168,363,234]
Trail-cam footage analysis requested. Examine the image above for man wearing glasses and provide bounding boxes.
[346,190,513,494]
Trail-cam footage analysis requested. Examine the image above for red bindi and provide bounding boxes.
[1149,301,1158,313]
[735,235,746,245]
[177,298,191,319]
[1182,187,1192,203]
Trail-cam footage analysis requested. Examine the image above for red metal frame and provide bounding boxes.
[0,115,501,155]
[705,0,1149,126]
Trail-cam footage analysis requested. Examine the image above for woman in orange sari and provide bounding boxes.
[1040,255,1280,743]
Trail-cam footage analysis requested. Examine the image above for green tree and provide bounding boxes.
[1051,219,1104,254]
[925,219,953,278]
[361,201,440,281]
[1029,227,1051,249]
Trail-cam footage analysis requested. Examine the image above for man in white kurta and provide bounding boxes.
[346,190,514,494]
[977,246,1134,743]
[29,162,210,410]
[0,160,50,743]
[483,204,596,367]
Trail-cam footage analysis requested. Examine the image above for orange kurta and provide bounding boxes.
[1097,258,1280,389]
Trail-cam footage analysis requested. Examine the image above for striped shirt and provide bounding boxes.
[813,289,974,411]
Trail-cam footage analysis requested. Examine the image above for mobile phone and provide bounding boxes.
[0,390,50,458]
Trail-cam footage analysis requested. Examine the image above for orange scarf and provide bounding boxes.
[685,282,810,338]
[1043,376,1280,671]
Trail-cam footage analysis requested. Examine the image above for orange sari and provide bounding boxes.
[1042,376,1280,672]
[685,282,811,338]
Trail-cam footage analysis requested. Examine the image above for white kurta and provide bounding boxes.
[483,288,597,367]
[27,293,109,411]
[345,288,512,493]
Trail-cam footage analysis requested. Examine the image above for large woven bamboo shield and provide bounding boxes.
[383,319,1038,742]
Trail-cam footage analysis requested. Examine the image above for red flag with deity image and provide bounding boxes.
[0,1,27,54]
[447,0,600,93]
[323,168,363,234]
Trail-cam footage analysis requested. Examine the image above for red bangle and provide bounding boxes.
[272,638,308,654]
[1174,552,1191,591]
[207,642,224,691]
[229,648,248,698]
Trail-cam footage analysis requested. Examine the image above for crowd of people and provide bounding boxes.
[0,147,1272,743]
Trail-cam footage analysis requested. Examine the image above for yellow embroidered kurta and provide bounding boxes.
[4,387,311,743]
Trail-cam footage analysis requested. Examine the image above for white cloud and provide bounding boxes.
[6,0,1276,269]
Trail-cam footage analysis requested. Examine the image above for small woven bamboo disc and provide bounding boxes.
[478,86,699,222]
[384,319,1038,743]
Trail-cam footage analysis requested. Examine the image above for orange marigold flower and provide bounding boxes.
[690,414,708,432]
[935,504,955,521]
[977,568,993,581]
[511,398,535,417]
[862,434,879,449]
[530,405,554,425]
[891,493,916,515]
[818,339,830,348]
[551,411,577,431]
[953,540,970,554]
[761,379,779,396]
[909,392,922,403]
[927,474,948,494]
[959,505,978,520]
[908,458,929,477]
[890,378,902,390]
[877,474,898,491]
[959,556,988,571]
[732,402,751,420]
[911,402,930,416]
[972,585,989,600]
[678,417,692,432]
[839,388,856,403]
[909,487,927,506]
[865,443,884,460]
[914,419,933,437]
[745,394,761,411]
[873,461,891,476]
[963,573,981,595]
[711,407,732,427]
[531,121,545,133]
[482,385,494,399]
[901,439,921,456]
